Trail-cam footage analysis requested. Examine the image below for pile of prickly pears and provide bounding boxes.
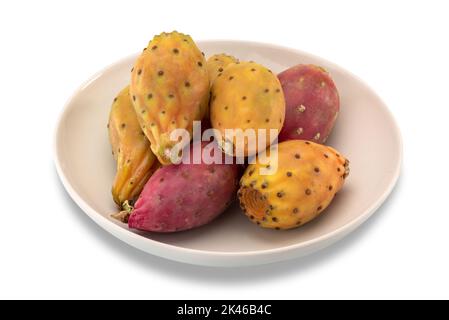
[108,31,349,233]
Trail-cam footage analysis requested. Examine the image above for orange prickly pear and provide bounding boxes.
[206,53,239,85]
[238,140,349,230]
[108,86,159,208]
[130,31,209,165]
[210,61,285,157]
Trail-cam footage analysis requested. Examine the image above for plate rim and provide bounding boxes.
[54,39,403,263]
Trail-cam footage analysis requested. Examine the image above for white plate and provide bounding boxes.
[54,40,402,267]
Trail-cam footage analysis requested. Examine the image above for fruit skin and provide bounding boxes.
[206,53,239,85]
[127,142,239,233]
[277,64,340,144]
[108,86,158,208]
[210,61,285,157]
[130,31,209,165]
[238,140,349,230]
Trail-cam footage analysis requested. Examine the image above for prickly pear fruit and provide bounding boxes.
[108,86,158,208]
[278,64,340,144]
[210,61,285,157]
[238,140,349,230]
[114,142,239,233]
[130,31,209,165]
[206,53,239,85]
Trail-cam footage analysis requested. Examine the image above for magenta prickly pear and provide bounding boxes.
[278,64,340,143]
[113,142,239,232]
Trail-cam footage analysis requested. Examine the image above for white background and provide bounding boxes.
[0,0,447,299]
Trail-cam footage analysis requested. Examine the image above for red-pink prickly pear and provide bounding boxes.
[113,142,239,233]
[278,64,340,144]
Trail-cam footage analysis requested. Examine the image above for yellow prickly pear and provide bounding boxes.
[210,61,285,157]
[108,86,159,208]
[130,31,209,165]
[238,140,349,230]
[206,53,239,85]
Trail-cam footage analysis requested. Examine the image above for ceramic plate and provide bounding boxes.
[54,40,402,267]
